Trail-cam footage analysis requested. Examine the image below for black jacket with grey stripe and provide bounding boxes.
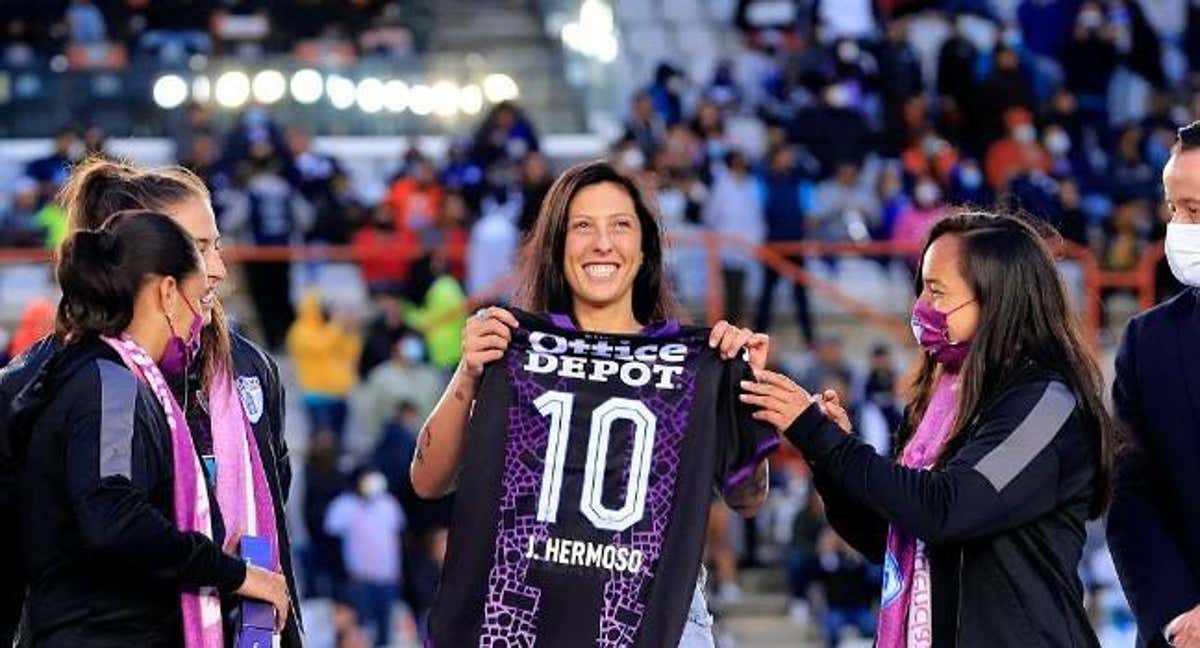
[0,333,299,647]
[785,364,1100,647]
[16,339,247,646]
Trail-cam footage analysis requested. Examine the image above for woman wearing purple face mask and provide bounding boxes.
[0,158,300,647]
[15,211,289,647]
[741,212,1116,647]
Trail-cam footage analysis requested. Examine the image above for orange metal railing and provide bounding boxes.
[0,236,1164,345]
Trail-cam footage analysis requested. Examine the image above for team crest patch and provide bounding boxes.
[881,551,903,607]
[236,376,264,424]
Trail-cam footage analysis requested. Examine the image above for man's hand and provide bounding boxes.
[1168,605,1200,647]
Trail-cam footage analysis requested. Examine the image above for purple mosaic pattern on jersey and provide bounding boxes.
[479,335,574,647]
[595,336,701,647]
[479,322,706,647]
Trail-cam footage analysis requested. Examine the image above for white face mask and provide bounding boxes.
[1166,223,1200,287]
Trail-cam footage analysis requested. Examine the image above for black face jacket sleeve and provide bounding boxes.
[785,379,1076,545]
[1107,314,1199,646]
[63,359,246,593]
[811,469,888,563]
[263,343,291,501]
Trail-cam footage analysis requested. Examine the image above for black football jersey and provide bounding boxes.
[429,309,779,647]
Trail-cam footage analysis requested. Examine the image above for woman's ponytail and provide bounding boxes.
[55,210,203,342]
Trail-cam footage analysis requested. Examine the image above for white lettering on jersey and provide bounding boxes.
[524,534,646,575]
[521,332,689,390]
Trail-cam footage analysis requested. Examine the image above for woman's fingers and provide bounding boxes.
[739,379,797,403]
[721,328,753,358]
[489,307,520,329]
[467,332,511,353]
[469,317,513,342]
[473,349,505,365]
[708,320,732,349]
[745,333,770,371]
[754,370,809,398]
[738,392,792,410]
[752,409,790,429]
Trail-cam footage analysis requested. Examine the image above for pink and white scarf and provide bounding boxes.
[102,334,280,647]
[876,370,960,648]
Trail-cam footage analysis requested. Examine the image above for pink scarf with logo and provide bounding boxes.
[102,334,279,647]
[876,370,960,648]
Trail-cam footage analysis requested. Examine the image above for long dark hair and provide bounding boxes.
[56,210,203,342]
[514,160,679,324]
[57,156,230,386]
[904,212,1116,518]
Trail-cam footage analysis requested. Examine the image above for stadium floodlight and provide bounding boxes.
[152,74,189,109]
[594,31,619,63]
[561,23,582,51]
[562,0,618,63]
[356,77,385,113]
[458,84,484,115]
[326,75,356,110]
[290,69,323,104]
[432,81,458,117]
[483,74,519,103]
[580,0,614,33]
[214,71,251,108]
[383,80,409,113]
[192,75,211,103]
[252,69,286,104]
[408,84,434,116]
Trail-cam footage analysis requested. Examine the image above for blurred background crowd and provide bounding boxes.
[3,0,1194,645]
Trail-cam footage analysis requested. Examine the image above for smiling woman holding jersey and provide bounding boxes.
[411,160,774,648]
[16,212,287,647]
[744,212,1116,647]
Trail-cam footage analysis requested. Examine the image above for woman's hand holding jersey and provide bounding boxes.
[461,307,519,379]
[709,320,770,371]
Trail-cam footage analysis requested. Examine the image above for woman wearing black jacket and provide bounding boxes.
[0,158,299,646]
[742,212,1117,647]
[18,212,288,647]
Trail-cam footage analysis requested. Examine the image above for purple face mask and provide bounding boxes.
[161,295,204,377]
[910,298,973,371]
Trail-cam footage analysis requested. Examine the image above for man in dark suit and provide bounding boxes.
[1109,121,1200,647]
